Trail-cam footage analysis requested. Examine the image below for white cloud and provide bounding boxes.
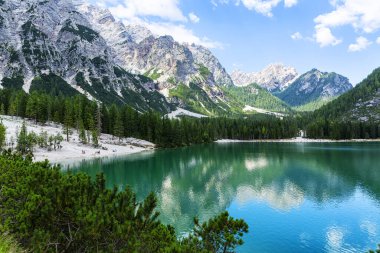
[314,0,380,47]
[108,0,187,22]
[237,0,281,17]
[291,32,303,40]
[211,0,231,7]
[314,25,342,47]
[377,37,380,44]
[188,12,200,23]
[348,36,372,52]
[145,22,224,49]
[284,0,298,8]
[105,0,223,49]
[211,0,297,16]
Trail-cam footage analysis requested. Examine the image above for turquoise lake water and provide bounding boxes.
[70,142,380,252]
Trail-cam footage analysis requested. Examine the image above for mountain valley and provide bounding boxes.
[0,0,377,121]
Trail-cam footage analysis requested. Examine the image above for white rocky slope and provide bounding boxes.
[0,0,235,115]
[187,44,233,86]
[76,2,233,91]
[1,115,154,164]
[231,63,298,92]
[0,0,170,112]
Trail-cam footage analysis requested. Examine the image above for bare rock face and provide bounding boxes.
[5,0,354,116]
[277,69,353,106]
[0,0,236,115]
[231,63,298,92]
[77,2,233,92]
[187,44,234,87]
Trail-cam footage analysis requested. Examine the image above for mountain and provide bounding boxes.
[293,97,336,112]
[78,2,233,88]
[231,64,298,93]
[0,0,238,116]
[76,2,235,115]
[3,0,351,117]
[0,0,241,115]
[223,84,291,113]
[312,67,380,122]
[0,0,172,112]
[277,69,353,107]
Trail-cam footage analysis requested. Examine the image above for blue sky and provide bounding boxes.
[90,0,380,84]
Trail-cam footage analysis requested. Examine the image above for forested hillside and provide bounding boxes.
[223,83,291,113]
[0,88,299,148]
[304,68,380,139]
[311,68,380,121]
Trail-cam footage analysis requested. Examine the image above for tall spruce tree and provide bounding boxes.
[0,120,6,149]
[95,103,102,135]
[79,120,87,144]
[17,121,28,154]
[114,112,123,141]
[63,101,73,142]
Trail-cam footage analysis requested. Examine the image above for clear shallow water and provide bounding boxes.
[69,142,380,253]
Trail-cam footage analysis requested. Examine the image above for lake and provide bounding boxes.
[69,142,380,252]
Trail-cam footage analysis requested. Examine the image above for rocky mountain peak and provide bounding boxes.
[0,0,172,112]
[277,68,353,106]
[76,1,233,92]
[124,24,154,44]
[231,63,298,92]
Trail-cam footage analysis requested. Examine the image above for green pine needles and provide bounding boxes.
[0,153,248,253]
[0,233,24,253]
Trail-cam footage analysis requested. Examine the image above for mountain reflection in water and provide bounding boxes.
[70,142,380,252]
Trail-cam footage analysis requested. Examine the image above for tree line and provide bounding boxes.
[304,117,380,139]
[0,89,299,147]
[2,87,378,143]
[301,67,380,139]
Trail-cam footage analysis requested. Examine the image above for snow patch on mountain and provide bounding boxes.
[243,105,285,118]
[166,108,208,119]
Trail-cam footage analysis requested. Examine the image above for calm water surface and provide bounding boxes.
[69,142,380,253]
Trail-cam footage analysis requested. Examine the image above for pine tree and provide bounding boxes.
[114,112,123,141]
[79,120,87,144]
[17,121,28,154]
[0,104,5,115]
[108,104,118,137]
[91,129,99,147]
[26,132,37,153]
[63,101,73,142]
[26,93,39,122]
[0,120,6,149]
[48,135,54,151]
[95,104,102,136]
[54,133,63,150]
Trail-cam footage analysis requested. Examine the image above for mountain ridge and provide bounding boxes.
[311,67,380,122]
[0,0,242,116]
[0,0,173,112]
[231,63,299,92]
[0,0,356,117]
[277,68,353,107]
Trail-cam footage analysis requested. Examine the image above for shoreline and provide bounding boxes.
[216,138,380,143]
[34,144,153,167]
[1,115,155,166]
